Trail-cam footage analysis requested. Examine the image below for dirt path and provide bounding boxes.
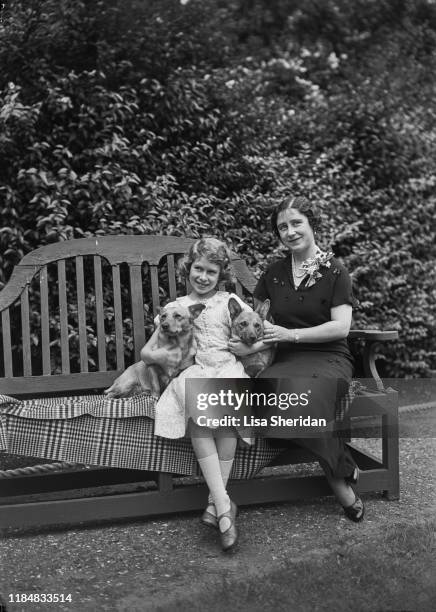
[1,435,435,612]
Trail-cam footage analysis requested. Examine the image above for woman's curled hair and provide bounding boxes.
[271,195,321,237]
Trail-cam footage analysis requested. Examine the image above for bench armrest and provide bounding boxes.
[349,330,398,341]
[348,329,399,391]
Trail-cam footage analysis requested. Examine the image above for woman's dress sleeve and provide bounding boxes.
[331,265,356,307]
[253,274,269,302]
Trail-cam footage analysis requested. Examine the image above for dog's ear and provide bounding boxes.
[188,303,206,320]
[228,297,243,321]
[255,298,270,320]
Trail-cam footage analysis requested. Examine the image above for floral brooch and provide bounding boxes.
[299,248,334,288]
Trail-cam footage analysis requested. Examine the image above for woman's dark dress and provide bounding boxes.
[254,254,357,479]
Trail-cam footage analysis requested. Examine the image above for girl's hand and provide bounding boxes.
[262,321,292,343]
[148,347,181,369]
[228,339,253,356]
[156,347,182,369]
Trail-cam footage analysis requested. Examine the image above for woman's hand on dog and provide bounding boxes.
[262,321,293,344]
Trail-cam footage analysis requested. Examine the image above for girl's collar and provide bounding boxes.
[187,289,220,303]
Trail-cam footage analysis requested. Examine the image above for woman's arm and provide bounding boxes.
[262,304,352,344]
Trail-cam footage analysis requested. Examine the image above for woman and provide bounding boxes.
[229,195,364,522]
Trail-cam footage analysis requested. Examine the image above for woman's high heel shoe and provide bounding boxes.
[218,500,238,552]
[343,492,365,523]
[345,466,359,486]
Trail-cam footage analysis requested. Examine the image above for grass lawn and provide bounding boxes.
[172,519,435,612]
[1,410,435,612]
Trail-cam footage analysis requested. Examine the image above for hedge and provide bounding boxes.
[0,0,435,377]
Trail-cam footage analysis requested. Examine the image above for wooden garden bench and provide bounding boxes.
[0,236,399,529]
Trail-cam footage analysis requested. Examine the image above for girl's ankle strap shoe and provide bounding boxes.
[218,500,238,551]
[201,506,218,529]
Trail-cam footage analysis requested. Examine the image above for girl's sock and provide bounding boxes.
[198,454,231,520]
[207,458,234,516]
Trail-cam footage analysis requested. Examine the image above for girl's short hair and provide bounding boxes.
[178,237,234,283]
[271,196,321,238]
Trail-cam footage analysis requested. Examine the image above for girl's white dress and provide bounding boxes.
[154,291,252,443]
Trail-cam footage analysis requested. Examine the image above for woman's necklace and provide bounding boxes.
[291,246,334,289]
[292,254,310,278]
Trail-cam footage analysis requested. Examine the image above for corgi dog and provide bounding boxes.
[148,302,205,393]
[105,302,205,397]
[228,297,275,377]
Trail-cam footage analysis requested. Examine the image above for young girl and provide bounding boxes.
[141,237,252,552]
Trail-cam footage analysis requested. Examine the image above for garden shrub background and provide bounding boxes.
[0,0,435,377]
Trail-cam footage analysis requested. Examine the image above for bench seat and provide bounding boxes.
[0,236,399,529]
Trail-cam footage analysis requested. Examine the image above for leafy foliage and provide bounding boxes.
[1,0,435,376]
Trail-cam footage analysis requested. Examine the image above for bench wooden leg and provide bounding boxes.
[157,473,174,493]
[382,390,400,500]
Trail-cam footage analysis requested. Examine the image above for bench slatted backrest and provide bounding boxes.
[0,236,257,398]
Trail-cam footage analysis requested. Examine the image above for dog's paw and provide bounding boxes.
[104,383,128,398]
[105,365,145,398]
[105,379,133,397]
[105,381,147,398]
